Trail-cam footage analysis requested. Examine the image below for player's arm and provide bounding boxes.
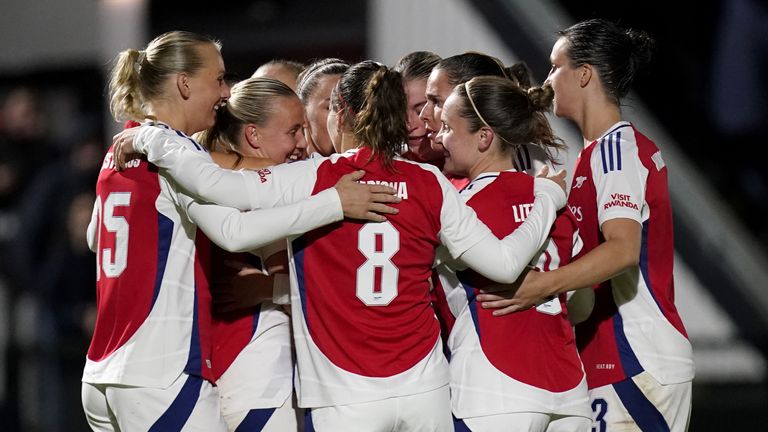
[479,136,646,314]
[210,151,273,170]
[182,187,342,253]
[113,126,399,221]
[86,198,99,252]
[440,169,567,284]
[477,218,640,315]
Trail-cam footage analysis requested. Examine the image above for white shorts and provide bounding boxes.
[223,392,303,432]
[588,372,692,432]
[306,385,452,432]
[82,373,227,432]
[455,412,591,432]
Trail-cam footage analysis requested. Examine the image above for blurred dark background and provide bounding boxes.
[0,0,765,430]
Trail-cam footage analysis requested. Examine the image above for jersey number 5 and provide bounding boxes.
[356,222,400,306]
[94,192,132,280]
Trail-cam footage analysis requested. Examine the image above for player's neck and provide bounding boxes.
[338,132,360,153]
[580,103,622,142]
[468,154,513,180]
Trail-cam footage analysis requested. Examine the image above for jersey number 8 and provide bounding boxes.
[356,222,400,306]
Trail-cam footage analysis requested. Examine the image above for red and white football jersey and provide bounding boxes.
[437,171,590,419]
[568,121,694,388]
[84,122,345,388]
[84,139,215,387]
[132,131,568,408]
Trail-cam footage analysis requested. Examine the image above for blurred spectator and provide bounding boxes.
[0,87,51,279]
[710,0,768,245]
[9,131,100,431]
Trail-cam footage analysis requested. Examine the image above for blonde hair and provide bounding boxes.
[196,77,296,166]
[108,30,221,122]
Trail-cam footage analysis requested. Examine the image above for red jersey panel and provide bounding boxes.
[456,172,583,392]
[293,148,443,378]
[569,122,693,388]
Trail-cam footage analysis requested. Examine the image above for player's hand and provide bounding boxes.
[112,127,141,171]
[535,166,567,194]
[477,268,553,316]
[335,170,401,222]
[211,263,273,314]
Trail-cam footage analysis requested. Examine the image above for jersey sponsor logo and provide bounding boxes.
[603,193,639,211]
[595,363,616,370]
[573,175,587,189]
[568,205,583,222]
[512,203,533,222]
[651,150,666,171]
[359,180,409,200]
[256,168,272,183]
[599,131,622,174]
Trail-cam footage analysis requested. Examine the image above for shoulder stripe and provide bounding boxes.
[174,130,203,151]
[600,130,623,174]
[146,121,204,151]
[514,146,532,172]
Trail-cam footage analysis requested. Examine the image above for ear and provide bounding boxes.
[579,64,592,88]
[477,126,494,152]
[244,124,261,149]
[177,73,191,99]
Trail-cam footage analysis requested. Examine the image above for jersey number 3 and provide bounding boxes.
[356,222,400,306]
[94,192,132,280]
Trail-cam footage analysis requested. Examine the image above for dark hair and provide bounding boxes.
[454,76,563,156]
[296,58,350,104]
[558,18,654,103]
[506,62,533,89]
[394,51,442,81]
[330,60,407,169]
[435,52,508,86]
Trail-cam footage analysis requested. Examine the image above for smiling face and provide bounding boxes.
[435,92,481,177]
[304,73,341,156]
[242,95,306,164]
[186,43,230,134]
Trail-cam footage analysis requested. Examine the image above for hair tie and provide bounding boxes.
[464,82,491,128]
[135,50,146,73]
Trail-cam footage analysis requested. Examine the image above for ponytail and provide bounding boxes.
[354,67,408,168]
[332,61,407,170]
[109,49,145,121]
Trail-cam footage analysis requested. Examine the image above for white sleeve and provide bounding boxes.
[183,188,342,252]
[134,126,340,212]
[86,198,99,252]
[443,177,566,283]
[591,135,646,227]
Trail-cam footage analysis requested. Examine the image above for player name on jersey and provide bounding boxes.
[358,180,409,199]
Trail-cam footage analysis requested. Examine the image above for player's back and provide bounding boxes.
[84,130,214,388]
[290,147,449,406]
[440,171,588,418]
